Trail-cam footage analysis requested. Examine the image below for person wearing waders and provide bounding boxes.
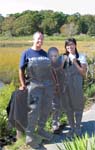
[19,31,54,149]
[62,38,87,137]
[47,47,65,134]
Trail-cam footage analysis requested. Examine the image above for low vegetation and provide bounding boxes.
[57,134,95,150]
[0,82,15,138]
[0,35,95,83]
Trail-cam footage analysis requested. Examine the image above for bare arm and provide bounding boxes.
[19,68,26,90]
[61,55,67,69]
[73,59,87,77]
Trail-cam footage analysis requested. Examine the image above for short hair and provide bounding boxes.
[48,47,59,55]
[33,31,44,40]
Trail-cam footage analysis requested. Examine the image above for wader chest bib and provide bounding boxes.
[26,57,54,136]
[62,61,84,112]
[27,57,52,83]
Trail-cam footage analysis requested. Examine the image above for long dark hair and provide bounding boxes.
[64,38,79,58]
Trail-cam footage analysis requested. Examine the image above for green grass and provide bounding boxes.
[0,34,95,41]
[6,135,27,150]
[0,34,95,87]
[5,133,95,150]
[0,82,16,137]
[57,133,95,150]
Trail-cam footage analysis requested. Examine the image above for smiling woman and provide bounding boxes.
[61,38,87,137]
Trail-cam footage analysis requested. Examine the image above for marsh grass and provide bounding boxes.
[0,37,95,83]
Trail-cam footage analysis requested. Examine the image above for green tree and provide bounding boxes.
[2,16,15,36]
[53,11,67,33]
[66,12,80,23]
[61,13,80,35]
[0,14,4,34]
[40,10,57,35]
[1,10,95,36]
[12,11,43,36]
[77,17,88,34]
[88,23,95,36]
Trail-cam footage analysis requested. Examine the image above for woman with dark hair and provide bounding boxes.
[62,38,87,137]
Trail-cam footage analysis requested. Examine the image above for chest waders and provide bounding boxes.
[63,60,84,136]
[7,89,28,132]
[51,59,64,131]
[26,57,54,144]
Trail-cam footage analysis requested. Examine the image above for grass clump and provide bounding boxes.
[57,133,95,150]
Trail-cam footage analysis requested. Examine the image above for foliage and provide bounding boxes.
[0,14,4,34]
[0,82,16,137]
[77,17,88,34]
[84,83,95,98]
[12,11,43,36]
[45,112,67,131]
[40,10,66,35]
[6,135,26,150]
[57,134,95,150]
[60,22,78,36]
[83,56,95,107]
[84,56,95,89]
[88,23,95,36]
[1,10,95,36]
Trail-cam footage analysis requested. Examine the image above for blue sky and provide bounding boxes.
[0,0,95,16]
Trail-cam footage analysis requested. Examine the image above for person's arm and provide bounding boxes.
[69,53,87,77]
[19,51,27,90]
[73,60,87,77]
[19,68,26,90]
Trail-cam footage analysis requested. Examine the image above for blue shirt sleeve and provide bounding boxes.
[19,51,27,69]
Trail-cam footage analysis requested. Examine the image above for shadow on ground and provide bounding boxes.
[81,121,95,136]
[44,121,95,145]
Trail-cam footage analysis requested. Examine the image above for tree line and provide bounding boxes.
[0,10,95,36]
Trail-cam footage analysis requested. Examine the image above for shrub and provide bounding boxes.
[0,81,16,137]
[84,84,95,98]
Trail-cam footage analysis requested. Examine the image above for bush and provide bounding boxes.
[83,56,95,101]
[0,81,16,137]
[84,84,95,98]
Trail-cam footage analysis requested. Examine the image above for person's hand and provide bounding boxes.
[69,53,76,62]
[19,85,27,90]
[64,55,67,61]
